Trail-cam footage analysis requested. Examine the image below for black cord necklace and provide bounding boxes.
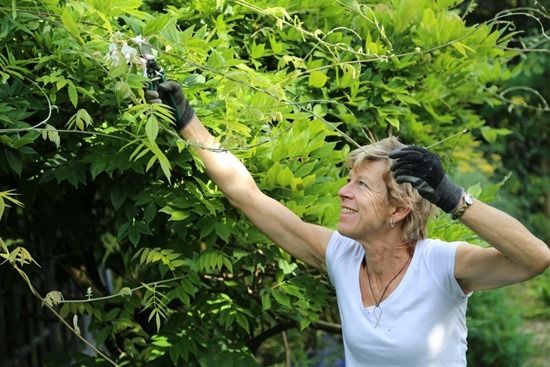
[364,255,411,328]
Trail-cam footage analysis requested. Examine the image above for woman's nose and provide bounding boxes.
[338,180,353,199]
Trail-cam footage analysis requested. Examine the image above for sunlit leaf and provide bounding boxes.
[308,70,328,88]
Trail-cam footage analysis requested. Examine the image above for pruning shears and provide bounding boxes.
[139,42,182,122]
[139,42,165,90]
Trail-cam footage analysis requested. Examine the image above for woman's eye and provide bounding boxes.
[359,181,368,188]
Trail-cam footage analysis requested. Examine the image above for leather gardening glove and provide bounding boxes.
[389,146,462,213]
[144,80,195,131]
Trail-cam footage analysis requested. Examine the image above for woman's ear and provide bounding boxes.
[391,205,411,224]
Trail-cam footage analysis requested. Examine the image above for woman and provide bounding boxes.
[146,81,549,366]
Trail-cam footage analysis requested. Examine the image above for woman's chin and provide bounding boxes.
[337,224,354,238]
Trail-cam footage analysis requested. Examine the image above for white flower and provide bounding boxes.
[131,34,146,46]
[121,42,137,63]
[105,42,121,66]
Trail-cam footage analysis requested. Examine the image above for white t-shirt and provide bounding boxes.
[326,231,470,367]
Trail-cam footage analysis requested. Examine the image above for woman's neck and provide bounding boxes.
[360,237,414,277]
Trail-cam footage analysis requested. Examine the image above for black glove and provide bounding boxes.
[144,80,195,131]
[389,146,462,213]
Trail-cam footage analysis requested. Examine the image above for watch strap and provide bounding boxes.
[451,192,473,220]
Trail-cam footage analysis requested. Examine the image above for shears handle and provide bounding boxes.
[144,57,165,90]
[144,56,182,123]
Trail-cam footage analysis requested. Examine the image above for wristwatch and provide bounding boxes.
[451,192,473,220]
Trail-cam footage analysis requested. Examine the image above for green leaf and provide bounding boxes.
[47,126,60,147]
[308,70,328,88]
[66,109,92,131]
[128,227,141,246]
[60,7,82,42]
[385,117,400,129]
[143,202,156,223]
[1,190,23,207]
[110,189,125,210]
[480,126,511,143]
[261,291,271,311]
[250,41,265,59]
[276,166,294,187]
[90,159,106,179]
[4,149,22,176]
[207,49,226,69]
[59,304,72,319]
[144,13,174,35]
[168,210,190,221]
[148,142,172,182]
[268,34,284,54]
[0,190,24,221]
[152,335,172,348]
[235,313,249,333]
[452,42,474,57]
[278,258,297,274]
[129,143,147,161]
[146,155,157,172]
[366,41,382,54]
[115,81,132,103]
[214,222,230,242]
[396,94,420,106]
[145,114,159,145]
[271,289,291,307]
[282,283,301,297]
[68,82,78,107]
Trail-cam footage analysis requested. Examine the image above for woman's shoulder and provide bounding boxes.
[329,231,361,249]
[416,237,458,253]
[415,238,460,271]
[325,232,363,285]
[326,232,363,262]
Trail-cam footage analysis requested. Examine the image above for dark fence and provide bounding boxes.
[0,259,81,367]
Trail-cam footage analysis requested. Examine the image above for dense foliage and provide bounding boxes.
[0,0,545,365]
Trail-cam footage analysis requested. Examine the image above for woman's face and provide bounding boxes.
[337,159,393,241]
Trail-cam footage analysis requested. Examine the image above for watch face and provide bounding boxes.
[464,194,473,205]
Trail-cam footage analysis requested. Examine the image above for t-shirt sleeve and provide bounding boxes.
[325,231,345,286]
[423,239,471,300]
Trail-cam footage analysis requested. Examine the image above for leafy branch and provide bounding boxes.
[58,275,186,304]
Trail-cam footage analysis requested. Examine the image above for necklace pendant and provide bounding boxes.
[363,254,411,329]
[367,305,383,328]
[373,305,382,328]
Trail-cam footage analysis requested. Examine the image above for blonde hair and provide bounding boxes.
[346,136,435,243]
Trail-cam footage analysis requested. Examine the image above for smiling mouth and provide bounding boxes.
[341,207,357,214]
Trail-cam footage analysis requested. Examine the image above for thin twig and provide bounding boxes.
[0,127,131,141]
[499,86,550,109]
[426,129,469,149]
[18,81,53,131]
